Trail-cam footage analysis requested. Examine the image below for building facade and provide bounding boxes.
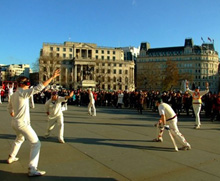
[0,64,32,82]
[39,42,135,91]
[137,38,219,93]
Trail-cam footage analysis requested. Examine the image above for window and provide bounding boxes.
[69,54,72,58]
[96,50,98,53]
[102,56,104,60]
[113,51,115,54]
[119,70,122,74]
[107,51,110,54]
[113,69,116,74]
[63,54,66,58]
[125,70,128,74]
[96,56,98,59]
[69,48,72,52]
[57,53,59,57]
[50,47,53,51]
[102,50,104,54]
[107,56,110,60]
[57,47,60,51]
[107,69,111,74]
[113,56,116,61]
[63,48,66,52]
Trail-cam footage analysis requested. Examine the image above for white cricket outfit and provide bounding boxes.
[7,84,14,102]
[7,83,45,170]
[88,92,96,116]
[158,103,190,147]
[186,88,209,127]
[45,97,67,140]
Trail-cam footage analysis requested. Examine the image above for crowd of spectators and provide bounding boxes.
[1,85,219,121]
[29,88,220,121]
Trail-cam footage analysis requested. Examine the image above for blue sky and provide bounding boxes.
[0,0,220,68]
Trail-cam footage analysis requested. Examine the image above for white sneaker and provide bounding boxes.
[179,145,191,150]
[58,139,65,144]
[28,167,46,177]
[44,132,50,138]
[7,156,19,164]
[194,125,201,129]
[152,138,163,142]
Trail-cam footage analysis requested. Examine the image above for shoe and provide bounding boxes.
[194,125,200,129]
[58,139,65,144]
[7,156,19,164]
[28,167,46,177]
[44,131,50,138]
[152,138,163,142]
[179,145,191,151]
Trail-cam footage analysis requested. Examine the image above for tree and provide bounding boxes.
[39,51,61,84]
[32,58,39,73]
[137,62,163,90]
[162,59,179,91]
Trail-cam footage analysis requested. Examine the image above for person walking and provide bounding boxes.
[7,69,60,177]
[186,81,209,129]
[153,98,191,150]
[88,88,96,116]
[7,83,14,102]
[44,90,74,143]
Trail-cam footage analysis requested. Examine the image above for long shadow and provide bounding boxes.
[0,133,176,156]
[61,137,175,152]
[0,170,117,181]
[64,120,155,128]
[0,134,16,140]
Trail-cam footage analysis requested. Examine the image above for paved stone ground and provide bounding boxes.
[0,102,220,181]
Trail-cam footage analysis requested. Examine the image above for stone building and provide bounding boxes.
[137,38,219,93]
[0,64,32,82]
[39,42,135,91]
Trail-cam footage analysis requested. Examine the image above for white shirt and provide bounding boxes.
[117,93,124,104]
[7,84,45,128]
[158,103,176,120]
[45,97,67,119]
[7,84,14,96]
[89,92,95,104]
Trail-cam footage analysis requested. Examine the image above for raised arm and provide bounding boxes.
[43,69,60,87]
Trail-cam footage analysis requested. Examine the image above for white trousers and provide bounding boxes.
[158,118,190,147]
[192,104,201,126]
[46,115,64,140]
[88,102,96,116]
[10,122,41,169]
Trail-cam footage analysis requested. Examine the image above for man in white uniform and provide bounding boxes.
[7,69,60,177]
[186,81,209,129]
[44,90,74,143]
[88,89,96,116]
[154,98,191,150]
[7,83,14,102]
